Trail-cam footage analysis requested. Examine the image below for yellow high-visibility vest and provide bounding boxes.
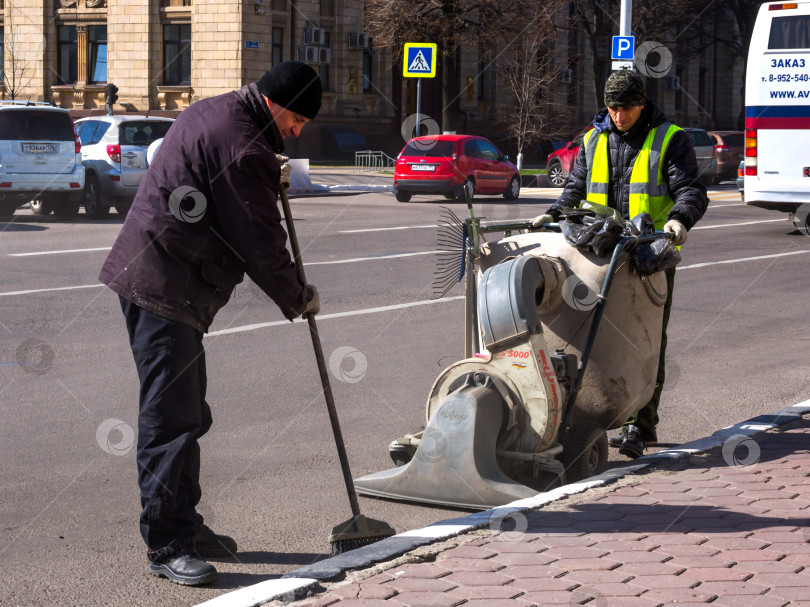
[583,123,681,230]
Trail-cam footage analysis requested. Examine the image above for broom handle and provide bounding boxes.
[279,185,362,518]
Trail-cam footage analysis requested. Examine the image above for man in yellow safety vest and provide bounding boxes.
[532,69,708,459]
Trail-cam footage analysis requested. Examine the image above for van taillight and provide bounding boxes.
[107,144,121,163]
[744,129,757,176]
[715,145,729,153]
[72,122,81,153]
[769,2,798,9]
[452,153,458,162]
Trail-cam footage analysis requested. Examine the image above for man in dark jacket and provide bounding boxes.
[100,61,322,586]
[533,69,708,459]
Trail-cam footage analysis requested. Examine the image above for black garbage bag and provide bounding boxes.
[591,217,625,257]
[561,216,605,248]
[630,212,655,236]
[632,237,682,275]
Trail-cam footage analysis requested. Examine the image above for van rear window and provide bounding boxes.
[0,111,74,141]
[687,130,713,147]
[119,121,173,145]
[401,140,455,158]
[769,15,810,49]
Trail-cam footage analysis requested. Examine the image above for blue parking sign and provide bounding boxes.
[612,36,635,61]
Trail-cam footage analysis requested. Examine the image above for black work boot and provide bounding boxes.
[148,547,218,586]
[194,524,238,558]
[608,430,625,448]
[618,424,646,459]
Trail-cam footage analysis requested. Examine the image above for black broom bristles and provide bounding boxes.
[432,206,468,299]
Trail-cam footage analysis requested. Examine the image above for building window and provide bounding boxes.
[0,27,4,84]
[89,25,107,84]
[272,27,283,66]
[57,25,78,85]
[163,23,191,85]
[319,32,330,92]
[477,54,490,101]
[271,0,285,10]
[362,46,372,93]
[320,0,333,17]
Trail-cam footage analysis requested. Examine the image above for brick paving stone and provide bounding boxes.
[626,574,698,590]
[701,535,762,551]
[667,556,737,568]
[549,557,620,571]
[742,490,799,499]
[496,565,565,579]
[433,557,505,572]
[444,585,524,600]
[692,487,745,497]
[542,546,610,559]
[329,601,396,607]
[483,540,544,553]
[735,560,801,573]
[458,600,530,607]
[438,545,499,560]
[680,566,753,581]
[591,540,661,552]
[443,571,513,586]
[574,520,637,533]
[656,543,720,557]
[782,552,810,567]
[385,577,457,594]
[298,596,341,607]
[519,590,590,604]
[614,561,686,577]
[650,533,711,546]
[358,586,398,600]
[610,487,651,497]
[676,517,743,529]
[594,496,661,506]
[360,572,397,584]
[749,571,810,587]
[385,564,452,580]
[623,512,691,526]
[508,577,580,592]
[721,548,787,561]
[632,522,696,534]
[489,551,559,567]
[577,582,645,596]
[694,580,771,595]
[751,499,810,510]
[602,550,670,564]
[387,592,463,607]
[578,532,650,542]
[561,569,634,584]
[710,596,788,607]
[747,531,804,543]
[641,587,719,603]
[767,586,810,602]
[332,584,362,599]
[766,541,810,554]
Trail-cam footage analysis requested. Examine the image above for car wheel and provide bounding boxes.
[456,178,475,202]
[547,160,567,187]
[115,201,133,216]
[503,175,520,200]
[0,201,18,219]
[395,190,412,203]
[30,199,54,216]
[83,175,109,218]
[53,201,80,221]
[443,192,457,200]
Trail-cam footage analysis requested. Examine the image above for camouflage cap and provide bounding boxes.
[604,69,646,107]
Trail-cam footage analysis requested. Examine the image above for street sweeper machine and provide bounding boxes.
[354,184,679,510]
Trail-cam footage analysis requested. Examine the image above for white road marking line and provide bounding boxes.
[9,247,112,257]
[207,296,466,337]
[340,224,437,234]
[710,203,745,208]
[692,218,786,229]
[0,284,105,297]
[679,249,810,270]
[307,250,436,265]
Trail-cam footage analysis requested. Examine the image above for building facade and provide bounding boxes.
[0,0,746,163]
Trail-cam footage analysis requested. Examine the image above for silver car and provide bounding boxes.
[681,127,718,187]
[74,115,174,217]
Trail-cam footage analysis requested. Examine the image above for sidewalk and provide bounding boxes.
[286,409,810,607]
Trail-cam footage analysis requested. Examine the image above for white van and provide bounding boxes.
[744,1,810,231]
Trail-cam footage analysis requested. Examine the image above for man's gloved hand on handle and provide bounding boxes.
[531,213,555,229]
[275,154,291,188]
[663,219,687,246]
[303,284,320,317]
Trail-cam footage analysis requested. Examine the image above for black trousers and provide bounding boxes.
[120,297,211,559]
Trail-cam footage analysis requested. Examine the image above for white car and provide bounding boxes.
[74,115,174,217]
[0,101,85,221]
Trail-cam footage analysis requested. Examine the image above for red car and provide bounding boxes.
[545,126,592,187]
[393,134,520,202]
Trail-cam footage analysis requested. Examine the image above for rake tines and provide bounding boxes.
[431,206,468,299]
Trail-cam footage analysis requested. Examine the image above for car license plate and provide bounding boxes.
[22,143,57,154]
[410,164,437,172]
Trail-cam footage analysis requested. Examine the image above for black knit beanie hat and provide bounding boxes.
[257,61,322,120]
[604,69,646,107]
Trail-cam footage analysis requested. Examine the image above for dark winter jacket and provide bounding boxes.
[550,101,708,230]
[99,83,309,333]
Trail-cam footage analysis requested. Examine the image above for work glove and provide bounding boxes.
[275,154,291,189]
[663,219,687,246]
[303,284,320,317]
[531,213,555,229]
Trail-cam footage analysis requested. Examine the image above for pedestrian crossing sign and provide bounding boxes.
[403,43,437,78]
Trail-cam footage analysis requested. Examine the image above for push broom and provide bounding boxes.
[278,175,396,556]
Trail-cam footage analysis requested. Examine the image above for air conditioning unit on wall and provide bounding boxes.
[297,46,319,63]
[348,32,369,49]
[665,75,681,91]
[304,27,325,46]
[319,47,332,64]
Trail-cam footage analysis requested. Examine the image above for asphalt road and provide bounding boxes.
[1,183,808,607]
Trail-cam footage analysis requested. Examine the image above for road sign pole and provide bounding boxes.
[415,77,422,137]
[620,0,631,37]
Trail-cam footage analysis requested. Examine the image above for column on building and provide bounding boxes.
[191,0,242,100]
[106,0,153,111]
[4,0,47,101]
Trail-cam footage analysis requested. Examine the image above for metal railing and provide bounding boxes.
[355,150,395,173]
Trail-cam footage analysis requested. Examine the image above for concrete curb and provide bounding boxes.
[192,398,810,607]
